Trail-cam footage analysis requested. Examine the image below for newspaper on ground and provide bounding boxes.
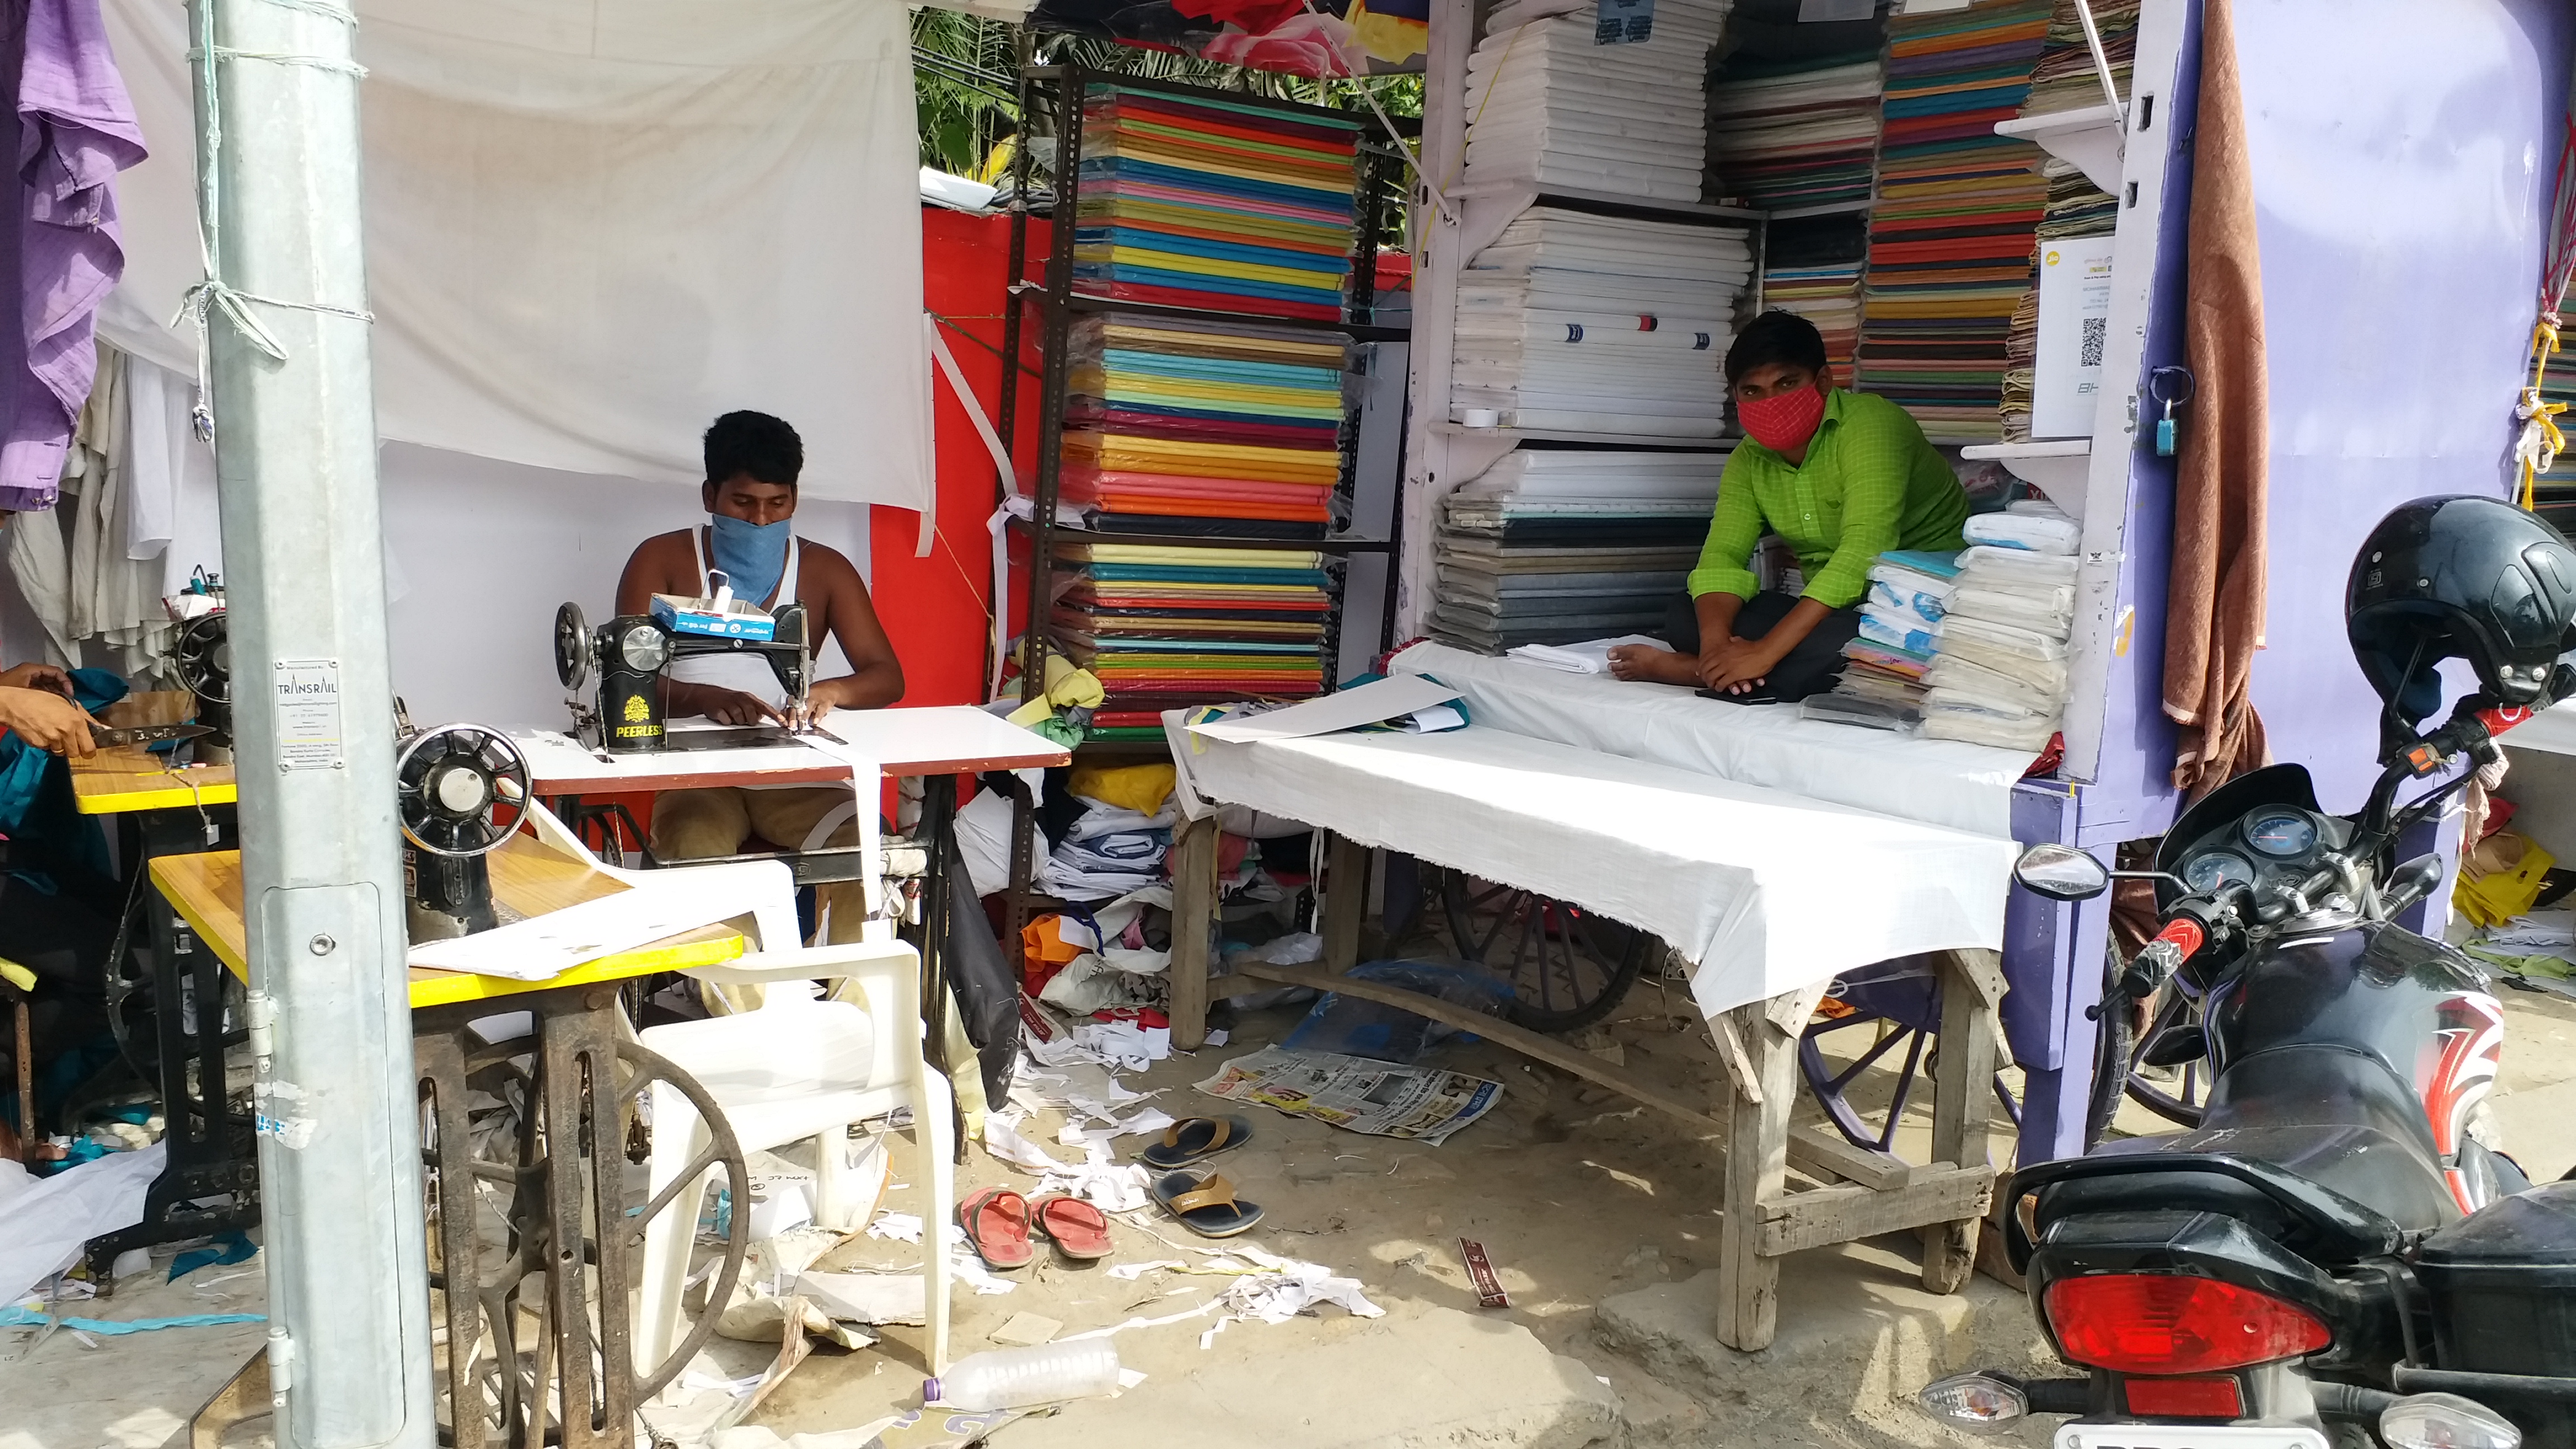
[1194,1046,1504,1145]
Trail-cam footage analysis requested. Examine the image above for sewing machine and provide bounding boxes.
[172,609,231,763]
[397,722,529,940]
[552,599,814,755]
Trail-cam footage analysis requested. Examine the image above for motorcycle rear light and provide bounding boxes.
[2122,1375,2243,1418]
[2381,1393,2522,1449]
[2043,1273,2331,1374]
[1917,1373,2028,1434]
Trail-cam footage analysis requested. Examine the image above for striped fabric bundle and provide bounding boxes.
[1429,450,1722,652]
[1062,313,1349,534]
[1999,0,2133,438]
[1706,48,1886,211]
[1450,207,1750,438]
[1854,0,2052,444]
[1072,86,1361,323]
[1050,541,1333,740]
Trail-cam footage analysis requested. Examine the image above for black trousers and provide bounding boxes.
[1663,590,1863,703]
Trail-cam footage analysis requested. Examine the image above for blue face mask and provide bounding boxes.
[708,512,791,605]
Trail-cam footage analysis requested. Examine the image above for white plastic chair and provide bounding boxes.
[632,943,954,1380]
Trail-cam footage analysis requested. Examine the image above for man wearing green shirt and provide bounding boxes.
[1611,311,1968,700]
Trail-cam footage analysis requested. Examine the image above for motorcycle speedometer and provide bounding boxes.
[2244,809,2319,858]
[2183,850,2255,894]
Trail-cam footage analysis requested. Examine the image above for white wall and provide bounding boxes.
[378,444,872,728]
[3,443,872,728]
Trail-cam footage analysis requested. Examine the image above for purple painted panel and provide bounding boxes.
[2234,0,2571,814]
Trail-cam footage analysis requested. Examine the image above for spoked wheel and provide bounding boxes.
[422,1038,749,1447]
[1800,960,2021,1153]
[1438,870,1647,1033]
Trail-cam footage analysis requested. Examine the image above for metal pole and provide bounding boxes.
[187,3,435,1448]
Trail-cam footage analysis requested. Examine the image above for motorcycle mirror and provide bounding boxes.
[2383,853,2446,915]
[2014,844,2111,902]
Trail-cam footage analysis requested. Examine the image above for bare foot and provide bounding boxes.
[1607,645,1703,685]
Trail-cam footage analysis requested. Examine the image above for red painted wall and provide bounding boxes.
[869,205,1050,707]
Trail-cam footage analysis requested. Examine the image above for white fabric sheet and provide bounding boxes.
[1391,640,2037,839]
[1163,721,2009,1018]
[101,0,930,513]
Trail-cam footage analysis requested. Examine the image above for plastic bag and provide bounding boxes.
[1282,959,1514,1064]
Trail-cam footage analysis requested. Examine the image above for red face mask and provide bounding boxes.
[1736,382,1827,453]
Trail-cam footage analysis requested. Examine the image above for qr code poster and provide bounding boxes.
[2034,236,2118,439]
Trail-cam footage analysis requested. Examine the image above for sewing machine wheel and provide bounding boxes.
[173,612,230,704]
[552,602,593,692]
[399,724,532,858]
[1438,871,1647,1033]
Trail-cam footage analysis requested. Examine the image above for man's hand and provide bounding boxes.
[0,685,100,757]
[698,689,785,728]
[1697,636,1785,695]
[0,662,72,697]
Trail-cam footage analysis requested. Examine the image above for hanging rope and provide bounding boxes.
[175,0,375,440]
[2515,114,2576,512]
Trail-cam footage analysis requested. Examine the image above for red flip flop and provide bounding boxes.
[1031,1195,1114,1262]
[958,1187,1034,1269]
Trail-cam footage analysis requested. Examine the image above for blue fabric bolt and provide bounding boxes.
[0,1306,265,1334]
[0,666,126,839]
[707,513,790,606]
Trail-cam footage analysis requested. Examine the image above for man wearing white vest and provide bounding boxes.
[613,411,906,940]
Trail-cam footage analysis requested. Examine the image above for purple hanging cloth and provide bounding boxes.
[0,0,145,514]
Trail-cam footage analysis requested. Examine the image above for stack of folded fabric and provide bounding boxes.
[1430,449,1721,652]
[1999,0,2132,437]
[1761,214,1871,381]
[1822,547,1961,727]
[1450,206,1751,438]
[1704,48,1886,212]
[2020,0,2139,114]
[1049,539,1333,741]
[1071,84,1360,323]
[1061,311,1348,536]
[1462,0,1732,204]
[1854,0,2052,443]
[1920,501,2080,749]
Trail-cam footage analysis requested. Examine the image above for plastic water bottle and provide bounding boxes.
[924,1341,1122,1410]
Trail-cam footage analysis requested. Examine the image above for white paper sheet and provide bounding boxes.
[1185,675,1465,744]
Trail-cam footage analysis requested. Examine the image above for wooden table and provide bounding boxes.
[69,689,237,815]
[154,836,751,1449]
[152,831,745,1007]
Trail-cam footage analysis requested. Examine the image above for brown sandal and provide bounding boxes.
[958,1186,1035,1268]
[1148,1170,1265,1238]
[1140,1115,1252,1169]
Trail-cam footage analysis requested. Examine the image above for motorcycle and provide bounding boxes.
[1919,676,2576,1449]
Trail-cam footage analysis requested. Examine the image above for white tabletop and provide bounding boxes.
[518,705,1069,796]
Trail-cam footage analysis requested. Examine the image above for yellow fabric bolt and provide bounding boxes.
[1067,760,1177,815]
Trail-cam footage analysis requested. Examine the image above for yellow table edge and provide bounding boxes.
[150,857,747,1008]
[77,780,242,815]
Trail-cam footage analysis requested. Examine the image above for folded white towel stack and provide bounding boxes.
[1922,501,2081,751]
[1465,0,1734,203]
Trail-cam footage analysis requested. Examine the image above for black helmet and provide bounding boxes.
[2347,496,2576,731]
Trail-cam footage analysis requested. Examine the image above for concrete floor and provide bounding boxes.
[7,987,2573,1449]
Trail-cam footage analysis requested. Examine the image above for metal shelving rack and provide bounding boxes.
[993,64,1412,714]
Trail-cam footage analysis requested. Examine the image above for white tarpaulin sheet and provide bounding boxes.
[100,0,929,510]
[1163,719,2011,1017]
[1390,640,2036,839]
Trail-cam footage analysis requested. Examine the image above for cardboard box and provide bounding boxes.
[651,592,775,641]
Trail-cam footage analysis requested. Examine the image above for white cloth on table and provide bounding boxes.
[1386,640,2038,837]
[1504,634,1668,674]
[1160,720,2011,1019]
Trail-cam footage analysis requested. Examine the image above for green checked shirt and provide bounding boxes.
[1687,388,1969,609]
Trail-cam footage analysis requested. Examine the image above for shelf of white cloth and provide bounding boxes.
[1959,438,2092,514]
[1447,180,1765,226]
[1993,105,2123,193]
[1431,420,1738,450]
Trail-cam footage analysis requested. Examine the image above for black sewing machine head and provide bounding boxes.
[395,723,528,941]
[552,600,811,754]
[172,609,232,761]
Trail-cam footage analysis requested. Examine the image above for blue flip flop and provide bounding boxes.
[1149,1171,1266,1238]
[1140,1115,1253,1171]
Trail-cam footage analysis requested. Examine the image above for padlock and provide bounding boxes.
[2156,409,2178,457]
[2147,366,2194,459]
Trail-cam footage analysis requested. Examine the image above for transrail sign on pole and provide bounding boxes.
[186,2,435,1445]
